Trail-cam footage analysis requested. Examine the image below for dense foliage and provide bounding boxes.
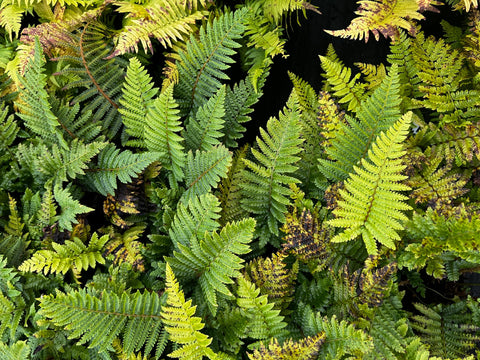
[1,0,480,359]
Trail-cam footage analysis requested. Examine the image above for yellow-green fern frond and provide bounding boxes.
[111,1,207,57]
[104,225,146,271]
[247,334,326,360]
[325,0,441,42]
[161,263,217,360]
[328,113,413,255]
[18,232,108,276]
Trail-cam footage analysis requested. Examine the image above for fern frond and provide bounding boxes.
[0,195,28,267]
[38,139,107,185]
[175,8,247,114]
[317,91,345,148]
[247,334,326,360]
[355,62,387,91]
[185,85,226,151]
[405,154,469,207]
[15,37,65,147]
[328,113,412,255]
[240,106,303,244]
[39,288,164,356]
[245,251,297,313]
[144,83,185,183]
[319,64,402,182]
[0,5,23,40]
[181,145,232,204]
[411,302,479,358]
[111,1,207,57]
[167,218,255,314]
[303,312,373,359]
[19,232,108,275]
[161,262,217,360]
[53,183,93,231]
[0,341,30,360]
[85,144,159,196]
[0,103,18,153]
[104,225,146,271]
[119,57,159,147]
[399,207,480,280]
[218,145,250,225]
[236,275,287,340]
[319,54,366,112]
[169,193,221,249]
[325,0,440,42]
[56,22,127,139]
[222,76,265,148]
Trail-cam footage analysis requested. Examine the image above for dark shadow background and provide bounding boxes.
[251,0,467,132]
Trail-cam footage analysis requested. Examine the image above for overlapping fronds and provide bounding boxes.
[111,0,207,57]
[319,54,366,112]
[85,145,159,196]
[0,341,30,360]
[319,65,402,182]
[0,103,17,154]
[169,193,221,249]
[247,334,326,360]
[325,0,440,42]
[167,218,255,314]
[185,85,226,151]
[15,38,65,147]
[39,288,164,357]
[144,83,185,183]
[240,106,303,245]
[119,57,158,147]
[56,22,126,139]
[411,302,479,358]
[328,113,412,255]
[19,232,108,276]
[236,275,288,340]
[104,225,146,271]
[53,184,93,231]
[181,145,232,204]
[175,8,247,114]
[399,207,480,280]
[161,263,217,360]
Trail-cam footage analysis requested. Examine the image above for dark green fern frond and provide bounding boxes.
[181,144,232,204]
[119,57,159,148]
[18,232,108,276]
[161,262,217,360]
[245,251,298,313]
[218,145,250,225]
[0,196,29,267]
[328,113,412,255]
[411,301,479,358]
[247,334,326,360]
[240,105,303,245]
[15,38,66,148]
[222,76,266,148]
[0,102,18,155]
[111,1,207,58]
[319,64,402,182]
[325,0,440,42]
[319,54,366,113]
[236,275,288,340]
[144,83,185,184]
[56,22,127,139]
[39,288,164,357]
[167,218,255,314]
[174,8,247,115]
[53,183,93,231]
[169,193,221,249]
[185,85,226,152]
[85,144,159,196]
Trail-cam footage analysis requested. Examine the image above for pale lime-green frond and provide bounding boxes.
[161,263,217,360]
[328,112,413,255]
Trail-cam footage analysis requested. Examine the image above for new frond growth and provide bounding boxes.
[328,113,413,255]
[247,334,326,360]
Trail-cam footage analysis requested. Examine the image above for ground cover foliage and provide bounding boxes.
[1,0,480,359]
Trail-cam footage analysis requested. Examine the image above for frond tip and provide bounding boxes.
[328,112,413,255]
